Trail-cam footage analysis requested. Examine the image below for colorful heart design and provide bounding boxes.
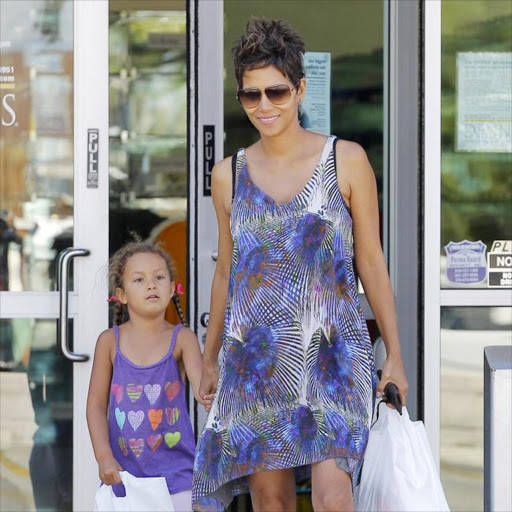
[147,434,162,452]
[129,438,144,457]
[118,437,128,456]
[111,383,124,404]
[127,384,142,402]
[164,381,180,402]
[144,384,161,405]
[164,431,181,449]
[165,407,180,426]
[148,408,163,431]
[115,407,126,430]
[128,410,144,431]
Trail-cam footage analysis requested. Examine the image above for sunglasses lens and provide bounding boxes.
[265,85,292,104]
[238,89,261,108]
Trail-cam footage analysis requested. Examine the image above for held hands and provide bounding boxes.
[98,454,122,486]
[202,393,215,412]
[199,359,219,413]
[377,354,409,408]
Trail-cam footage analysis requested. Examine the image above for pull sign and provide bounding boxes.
[203,125,215,196]
[87,129,99,188]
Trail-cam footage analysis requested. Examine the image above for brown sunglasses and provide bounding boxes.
[236,84,297,109]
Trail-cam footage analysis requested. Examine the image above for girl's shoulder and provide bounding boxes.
[95,327,116,364]
[96,327,116,346]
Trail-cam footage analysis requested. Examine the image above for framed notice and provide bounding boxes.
[456,52,512,152]
[302,52,331,136]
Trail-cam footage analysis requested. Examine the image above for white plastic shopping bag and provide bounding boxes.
[93,471,175,512]
[354,404,450,512]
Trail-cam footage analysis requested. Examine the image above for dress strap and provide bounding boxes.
[331,136,340,176]
[231,149,243,202]
[167,324,184,357]
[113,324,120,353]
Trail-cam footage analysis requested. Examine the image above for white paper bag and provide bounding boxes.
[93,471,175,512]
[354,404,450,512]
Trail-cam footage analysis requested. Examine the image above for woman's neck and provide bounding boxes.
[259,123,307,159]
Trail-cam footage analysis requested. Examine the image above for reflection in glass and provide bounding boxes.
[440,307,512,511]
[0,0,74,292]
[441,1,512,288]
[109,5,188,325]
[0,319,73,512]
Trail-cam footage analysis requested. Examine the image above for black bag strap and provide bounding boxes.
[231,149,240,202]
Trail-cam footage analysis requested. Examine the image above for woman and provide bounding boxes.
[193,17,408,512]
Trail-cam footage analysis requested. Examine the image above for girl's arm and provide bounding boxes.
[176,327,214,410]
[86,329,122,485]
[337,140,409,405]
[199,157,234,399]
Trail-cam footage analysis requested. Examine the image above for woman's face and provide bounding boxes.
[240,65,305,137]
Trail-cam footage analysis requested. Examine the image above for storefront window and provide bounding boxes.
[108,3,188,324]
[440,307,511,511]
[441,1,512,289]
[0,0,74,292]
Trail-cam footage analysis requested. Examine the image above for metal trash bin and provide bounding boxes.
[484,346,512,512]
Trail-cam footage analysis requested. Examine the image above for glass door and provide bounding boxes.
[424,2,512,511]
[0,1,109,510]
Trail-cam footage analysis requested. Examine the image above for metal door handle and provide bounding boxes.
[57,248,90,362]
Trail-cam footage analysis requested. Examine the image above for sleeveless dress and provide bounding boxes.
[192,136,377,511]
[108,323,196,497]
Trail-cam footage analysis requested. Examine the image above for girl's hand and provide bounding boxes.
[199,360,219,401]
[377,354,409,407]
[202,393,215,413]
[98,455,122,486]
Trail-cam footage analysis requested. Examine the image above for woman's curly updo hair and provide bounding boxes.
[232,17,306,89]
[109,241,187,327]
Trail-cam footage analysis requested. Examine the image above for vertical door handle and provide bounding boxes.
[57,247,90,362]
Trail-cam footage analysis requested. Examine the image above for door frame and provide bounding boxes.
[72,1,109,509]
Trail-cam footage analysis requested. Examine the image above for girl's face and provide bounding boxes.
[240,65,305,137]
[117,252,174,318]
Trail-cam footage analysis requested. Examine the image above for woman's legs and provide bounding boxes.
[311,458,353,512]
[248,468,296,512]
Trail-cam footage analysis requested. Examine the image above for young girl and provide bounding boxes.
[87,242,211,511]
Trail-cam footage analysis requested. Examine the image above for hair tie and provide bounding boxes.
[176,283,184,295]
[107,295,121,303]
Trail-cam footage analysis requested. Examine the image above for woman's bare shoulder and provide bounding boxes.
[335,138,369,163]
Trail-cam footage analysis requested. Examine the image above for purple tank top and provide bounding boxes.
[108,324,195,495]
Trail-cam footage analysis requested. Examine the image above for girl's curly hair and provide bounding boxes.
[109,241,187,326]
[232,17,306,89]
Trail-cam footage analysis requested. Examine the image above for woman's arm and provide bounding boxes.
[337,140,409,405]
[86,329,122,485]
[198,157,234,399]
[176,327,214,410]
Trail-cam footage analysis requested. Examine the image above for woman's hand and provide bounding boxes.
[98,454,122,486]
[377,354,409,407]
[199,360,219,407]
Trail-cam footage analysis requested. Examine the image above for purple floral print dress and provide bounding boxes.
[193,136,377,511]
